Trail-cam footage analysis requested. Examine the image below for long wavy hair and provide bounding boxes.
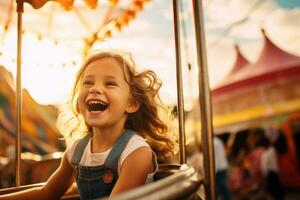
[57,50,176,157]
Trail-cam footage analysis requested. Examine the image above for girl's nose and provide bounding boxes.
[89,86,103,95]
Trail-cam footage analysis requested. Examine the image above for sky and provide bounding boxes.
[0,0,300,108]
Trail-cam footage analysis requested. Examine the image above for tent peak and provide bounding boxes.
[255,29,300,70]
[213,44,250,88]
[230,44,250,75]
[260,27,266,36]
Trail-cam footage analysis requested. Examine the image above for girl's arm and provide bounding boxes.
[0,152,75,200]
[110,146,154,196]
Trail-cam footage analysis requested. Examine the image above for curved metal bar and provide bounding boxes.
[0,165,203,200]
[15,0,24,187]
[103,164,203,200]
[192,0,216,199]
[172,0,187,164]
[0,183,44,195]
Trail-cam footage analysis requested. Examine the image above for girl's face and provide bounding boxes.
[77,57,139,129]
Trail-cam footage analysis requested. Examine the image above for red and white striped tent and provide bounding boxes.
[211,29,300,133]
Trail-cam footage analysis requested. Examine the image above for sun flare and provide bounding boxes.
[0,29,81,105]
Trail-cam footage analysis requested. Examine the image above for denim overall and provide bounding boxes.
[71,129,135,200]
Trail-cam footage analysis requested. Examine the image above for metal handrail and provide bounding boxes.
[0,164,203,200]
[192,0,216,199]
[0,183,44,195]
[172,0,187,164]
[15,0,24,187]
[102,164,203,200]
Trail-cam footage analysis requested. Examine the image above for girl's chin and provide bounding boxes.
[86,121,105,127]
[85,118,103,125]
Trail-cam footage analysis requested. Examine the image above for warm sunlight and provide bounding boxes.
[21,34,81,105]
[0,29,81,105]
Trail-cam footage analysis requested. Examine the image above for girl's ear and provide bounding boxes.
[126,98,141,113]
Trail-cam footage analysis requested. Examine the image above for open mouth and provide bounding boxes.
[87,100,108,112]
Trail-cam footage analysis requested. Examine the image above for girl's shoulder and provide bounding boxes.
[119,133,152,164]
[131,133,147,141]
[118,133,158,177]
[126,133,150,150]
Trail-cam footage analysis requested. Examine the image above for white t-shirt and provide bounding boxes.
[213,137,228,172]
[261,146,279,175]
[66,134,157,183]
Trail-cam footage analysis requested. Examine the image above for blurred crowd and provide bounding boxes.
[188,113,300,200]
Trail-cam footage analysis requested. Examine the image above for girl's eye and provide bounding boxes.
[82,80,94,86]
[106,81,118,86]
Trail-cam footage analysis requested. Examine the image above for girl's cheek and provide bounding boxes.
[77,93,86,113]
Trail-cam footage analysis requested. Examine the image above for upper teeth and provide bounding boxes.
[89,100,105,105]
[87,100,108,111]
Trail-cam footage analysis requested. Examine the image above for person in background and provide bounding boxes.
[242,129,265,194]
[261,135,285,200]
[214,136,231,200]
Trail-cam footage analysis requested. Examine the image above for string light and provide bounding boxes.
[84,0,98,9]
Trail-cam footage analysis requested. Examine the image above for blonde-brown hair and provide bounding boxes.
[57,50,175,157]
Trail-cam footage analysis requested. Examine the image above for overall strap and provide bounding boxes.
[70,133,92,166]
[104,129,135,171]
